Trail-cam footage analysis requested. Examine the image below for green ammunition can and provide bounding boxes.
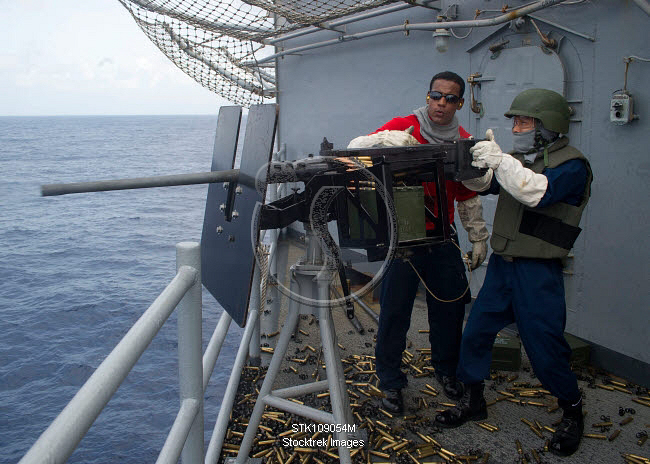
[564,333,591,366]
[491,335,522,371]
[347,186,425,242]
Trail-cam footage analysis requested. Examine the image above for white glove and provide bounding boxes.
[469,129,504,169]
[456,196,489,270]
[471,130,549,208]
[470,240,488,271]
[462,168,493,192]
[347,126,420,148]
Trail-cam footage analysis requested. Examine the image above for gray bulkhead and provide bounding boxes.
[273,0,650,384]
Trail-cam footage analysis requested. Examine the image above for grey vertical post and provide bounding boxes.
[176,242,204,464]
[248,265,262,366]
[204,308,260,464]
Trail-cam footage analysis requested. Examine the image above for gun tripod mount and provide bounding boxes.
[235,226,362,464]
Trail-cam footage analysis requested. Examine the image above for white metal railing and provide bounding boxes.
[18,241,233,464]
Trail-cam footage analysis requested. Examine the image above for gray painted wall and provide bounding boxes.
[274,0,650,366]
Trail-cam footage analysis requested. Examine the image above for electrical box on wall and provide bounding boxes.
[610,93,635,125]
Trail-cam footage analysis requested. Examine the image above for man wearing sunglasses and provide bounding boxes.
[435,89,592,457]
[347,71,489,414]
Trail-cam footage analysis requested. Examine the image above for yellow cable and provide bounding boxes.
[404,239,472,303]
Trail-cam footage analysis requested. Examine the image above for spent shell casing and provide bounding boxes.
[596,384,615,391]
[632,398,650,407]
[393,441,410,452]
[406,451,421,463]
[253,448,271,458]
[592,421,614,427]
[477,423,494,432]
[531,448,542,464]
[547,404,560,413]
[583,433,607,439]
[612,385,632,394]
[321,449,339,459]
[621,417,635,426]
[439,447,457,458]
[638,435,648,446]
[608,429,621,441]
[515,439,523,455]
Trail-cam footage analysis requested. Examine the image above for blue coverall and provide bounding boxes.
[457,159,588,404]
[376,238,469,390]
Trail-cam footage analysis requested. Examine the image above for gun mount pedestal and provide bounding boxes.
[235,227,358,464]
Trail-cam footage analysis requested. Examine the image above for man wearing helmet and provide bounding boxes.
[435,89,593,457]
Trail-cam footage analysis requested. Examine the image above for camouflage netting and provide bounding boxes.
[118,0,398,107]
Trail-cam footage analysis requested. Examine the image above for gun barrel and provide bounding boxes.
[41,169,240,197]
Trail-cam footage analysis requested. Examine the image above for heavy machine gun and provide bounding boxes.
[41,104,485,326]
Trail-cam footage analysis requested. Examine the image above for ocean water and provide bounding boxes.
[0,115,244,463]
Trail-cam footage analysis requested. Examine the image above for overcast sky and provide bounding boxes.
[2,0,231,116]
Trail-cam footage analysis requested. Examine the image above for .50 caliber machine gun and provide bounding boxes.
[40,104,485,327]
[259,137,485,260]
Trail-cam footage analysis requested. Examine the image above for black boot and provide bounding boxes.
[435,372,464,401]
[381,388,404,415]
[435,382,487,428]
[550,397,584,456]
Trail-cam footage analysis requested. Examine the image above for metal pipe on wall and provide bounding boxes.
[244,0,567,66]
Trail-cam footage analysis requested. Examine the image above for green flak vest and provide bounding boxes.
[491,137,593,259]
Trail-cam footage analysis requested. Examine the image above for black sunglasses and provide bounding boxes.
[428,91,461,104]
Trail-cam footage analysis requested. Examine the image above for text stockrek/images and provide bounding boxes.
[291,423,357,433]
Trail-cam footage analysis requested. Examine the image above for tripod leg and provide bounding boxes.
[317,275,354,463]
[236,279,301,463]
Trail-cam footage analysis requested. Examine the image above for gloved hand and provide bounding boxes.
[470,240,488,270]
[470,130,549,208]
[347,126,420,149]
[456,196,489,270]
[470,129,504,169]
[462,168,493,192]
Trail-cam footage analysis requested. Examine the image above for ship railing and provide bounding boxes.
[19,241,234,464]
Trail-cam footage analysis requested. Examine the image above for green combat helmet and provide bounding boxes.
[505,89,571,134]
